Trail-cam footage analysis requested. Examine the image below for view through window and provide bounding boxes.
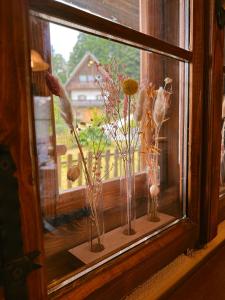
[30,0,189,292]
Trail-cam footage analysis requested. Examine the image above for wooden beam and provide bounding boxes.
[29,0,192,62]
[200,0,224,243]
[187,0,205,228]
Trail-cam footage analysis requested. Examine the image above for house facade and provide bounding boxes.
[65,52,104,122]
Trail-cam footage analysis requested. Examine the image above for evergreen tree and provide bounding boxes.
[52,51,68,83]
[67,33,140,80]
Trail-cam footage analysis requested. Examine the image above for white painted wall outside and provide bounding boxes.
[71,89,101,101]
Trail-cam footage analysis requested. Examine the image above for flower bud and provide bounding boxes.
[149,184,160,197]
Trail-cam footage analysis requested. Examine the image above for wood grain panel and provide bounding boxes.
[62,0,139,31]
[163,242,225,300]
[140,0,180,192]
[200,0,224,243]
[0,289,5,300]
[187,0,204,228]
[0,1,47,299]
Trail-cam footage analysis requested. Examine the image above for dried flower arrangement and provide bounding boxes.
[136,77,173,221]
[95,60,139,235]
[46,72,108,252]
[45,61,172,250]
[96,61,139,157]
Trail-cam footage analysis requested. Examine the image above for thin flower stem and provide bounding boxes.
[71,127,92,187]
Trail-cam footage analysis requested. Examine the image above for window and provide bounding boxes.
[2,1,221,300]
[77,94,87,100]
[79,74,87,82]
[29,0,194,293]
[56,0,190,49]
[31,13,190,286]
[87,75,94,82]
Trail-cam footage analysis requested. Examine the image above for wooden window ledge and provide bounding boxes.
[126,220,225,300]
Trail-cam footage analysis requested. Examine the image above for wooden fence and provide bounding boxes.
[57,148,142,190]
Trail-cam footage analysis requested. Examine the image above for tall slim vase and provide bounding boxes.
[147,153,160,222]
[86,182,105,252]
[120,151,136,235]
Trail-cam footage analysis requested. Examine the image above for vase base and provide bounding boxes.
[123,228,136,235]
[90,243,105,253]
[149,216,160,222]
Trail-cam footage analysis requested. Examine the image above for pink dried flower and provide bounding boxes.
[118,74,125,82]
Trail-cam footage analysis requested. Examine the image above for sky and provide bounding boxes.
[50,23,79,61]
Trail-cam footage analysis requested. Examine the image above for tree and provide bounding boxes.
[52,50,68,83]
[78,110,111,151]
[67,33,140,80]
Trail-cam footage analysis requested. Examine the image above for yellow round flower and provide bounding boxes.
[122,78,138,95]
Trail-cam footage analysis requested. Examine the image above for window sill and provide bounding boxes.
[126,220,225,300]
[48,218,197,300]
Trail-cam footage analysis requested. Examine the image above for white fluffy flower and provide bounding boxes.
[149,184,160,197]
[164,77,173,85]
[134,87,146,121]
[153,87,170,128]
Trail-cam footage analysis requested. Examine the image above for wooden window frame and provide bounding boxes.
[2,0,224,299]
[219,73,225,222]
[219,28,225,223]
[204,2,224,228]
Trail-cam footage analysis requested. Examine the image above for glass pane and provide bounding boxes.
[220,75,225,195]
[30,17,188,291]
[54,0,190,49]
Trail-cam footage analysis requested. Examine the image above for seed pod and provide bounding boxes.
[222,96,225,119]
[164,77,173,85]
[122,78,138,95]
[149,184,160,197]
[153,87,170,127]
[134,87,146,121]
[67,165,80,182]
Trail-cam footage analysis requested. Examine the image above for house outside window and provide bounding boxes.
[77,94,87,100]
[79,74,87,82]
[87,75,94,82]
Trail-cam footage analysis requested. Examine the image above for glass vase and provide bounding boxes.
[146,153,160,222]
[120,150,136,235]
[85,182,105,252]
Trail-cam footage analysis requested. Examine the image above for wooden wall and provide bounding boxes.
[62,0,139,31]
[140,0,181,191]
[0,1,47,299]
